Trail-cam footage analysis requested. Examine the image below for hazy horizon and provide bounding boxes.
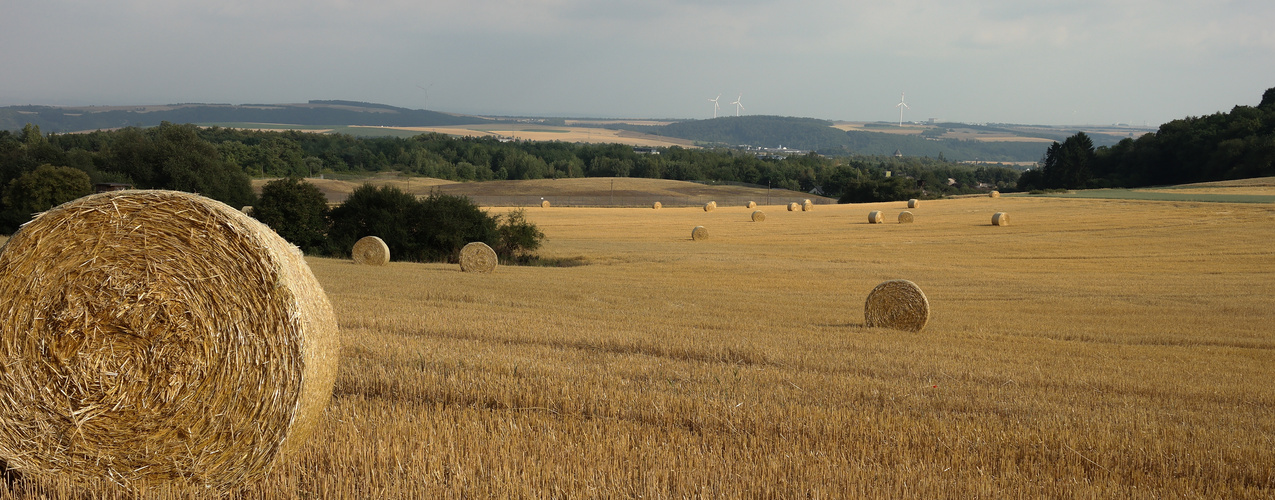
[3,1,1272,127]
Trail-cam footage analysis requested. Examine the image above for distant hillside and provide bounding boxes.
[599,115,1054,162]
[0,101,488,133]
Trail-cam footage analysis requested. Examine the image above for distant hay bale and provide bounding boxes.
[868,211,884,223]
[704,201,717,212]
[691,225,708,240]
[751,210,766,222]
[802,200,814,211]
[653,201,662,209]
[989,190,1000,198]
[541,200,551,208]
[746,201,756,208]
[352,236,390,265]
[241,205,254,216]
[458,241,498,273]
[992,212,1009,226]
[907,199,918,208]
[0,190,339,490]
[899,211,915,223]
[788,202,799,211]
[864,279,930,332]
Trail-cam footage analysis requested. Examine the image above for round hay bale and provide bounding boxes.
[868,211,884,224]
[653,201,662,209]
[0,190,339,490]
[802,200,814,211]
[541,200,551,208]
[989,190,1000,198]
[751,210,766,222]
[898,211,915,223]
[241,205,254,216]
[864,279,930,332]
[788,202,799,211]
[352,235,390,265]
[907,199,918,208]
[691,225,708,241]
[458,241,498,273]
[992,212,1009,226]
[704,201,717,212]
[746,201,756,208]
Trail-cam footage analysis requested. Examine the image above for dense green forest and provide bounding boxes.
[1019,87,1275,190]
[0,121,1021,232]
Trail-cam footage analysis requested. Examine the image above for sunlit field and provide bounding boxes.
[6,196,1274,498]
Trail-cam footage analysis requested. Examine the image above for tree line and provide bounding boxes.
[0,121,1022,233]
[1020,87,1275,190]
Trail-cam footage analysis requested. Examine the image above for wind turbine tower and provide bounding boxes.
[896,92,910,126]
[709,94,721,118]
[730,94,744,116]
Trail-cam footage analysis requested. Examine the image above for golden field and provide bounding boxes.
[5,195,1274,498]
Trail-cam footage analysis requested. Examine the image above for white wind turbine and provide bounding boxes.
[896,92,910,126]
[708,94,721,118]
[730,94,744,116]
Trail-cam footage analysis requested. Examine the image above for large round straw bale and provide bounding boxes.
[352,235,390,265]
[653,201,662,209]
[751,210,766,222]
[898,211,915,223]
[459,241,498,273]
[691,225,708,240]
[0,190,339,490]
[802,200,814,211]
[864,279,930,332]
[788,202,799,211]
[907,199,918,208]
[992,212,1009,226]
[541,200,551,208]
[868,211,884,223]
[746,201,756,208]
[989,190,1000,198]
[704,201,717,212]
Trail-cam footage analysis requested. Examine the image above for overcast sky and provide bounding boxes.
[2,0,1272,125]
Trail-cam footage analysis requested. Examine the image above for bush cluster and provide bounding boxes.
[252,178,543,263]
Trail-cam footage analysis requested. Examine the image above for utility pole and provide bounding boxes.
[610,179,615,206]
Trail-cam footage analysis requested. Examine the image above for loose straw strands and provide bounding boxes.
[0,190,339,491]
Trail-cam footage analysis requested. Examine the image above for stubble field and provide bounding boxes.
[7,195,1274,498]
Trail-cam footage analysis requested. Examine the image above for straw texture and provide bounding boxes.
[653,201,662,209]
[899,211,915,223]
[459,241,498,273]
[868,211,884,223]
[992,212,1009,226]
[751,210,766,222]
[746,201,756,208]
[907,199,918,208]
[352,236,390,265]
[864,279,930,332]
[691,226,708,240]
[0,190,339,490]
[788,202,799,211]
